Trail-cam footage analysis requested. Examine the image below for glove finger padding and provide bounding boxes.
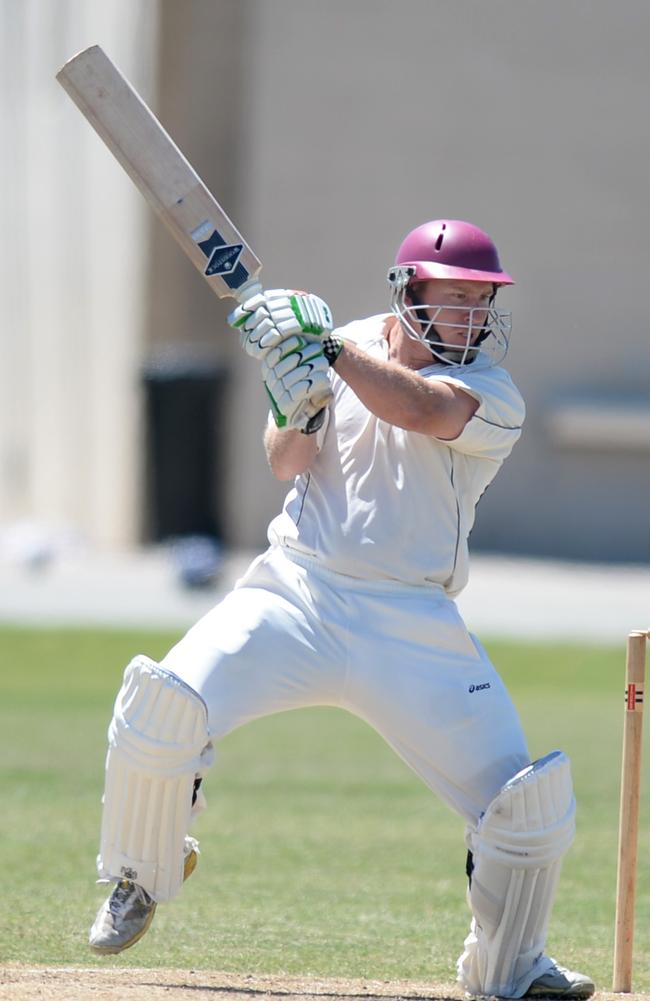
[229,288,334,360]
[251,289,333,335]
[262,347,332,431]
[286,291,334,335]
[264,337,326,375]
[230,306,308,359]
[263,359,330,406]
[264,381,331,432]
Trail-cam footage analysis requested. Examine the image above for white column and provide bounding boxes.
[0,0,160,548]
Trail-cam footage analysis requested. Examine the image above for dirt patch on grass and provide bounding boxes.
[0,968,461,1001]
[0,967,641,1001]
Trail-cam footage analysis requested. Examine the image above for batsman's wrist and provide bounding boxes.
[322,335,343,366]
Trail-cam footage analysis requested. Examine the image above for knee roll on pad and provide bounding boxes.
[458,750,576,998]
[97,656,214,902]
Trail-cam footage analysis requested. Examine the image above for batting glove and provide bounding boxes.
[261,335,333,433]
[229,288,334,360]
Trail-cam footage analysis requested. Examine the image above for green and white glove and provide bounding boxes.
[261,335,333,433]
[229,288,334,360]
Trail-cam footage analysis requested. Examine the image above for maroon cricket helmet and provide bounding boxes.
[394,220,514,286]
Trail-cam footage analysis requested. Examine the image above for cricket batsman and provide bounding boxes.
[88,219,594,999]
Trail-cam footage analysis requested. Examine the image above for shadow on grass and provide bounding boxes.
[138,982,459,1001]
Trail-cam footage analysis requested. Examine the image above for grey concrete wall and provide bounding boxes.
[224,0,648,564]
[196,0,649,562]
[1,0,159,550]
[11,1,644,564]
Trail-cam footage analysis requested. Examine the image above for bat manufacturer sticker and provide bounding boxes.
[191,221,250,290]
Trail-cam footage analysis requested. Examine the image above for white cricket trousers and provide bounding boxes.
[161,545,529,825]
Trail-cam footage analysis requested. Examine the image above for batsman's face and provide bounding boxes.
[414,279,494,344]
[391,274,511,369]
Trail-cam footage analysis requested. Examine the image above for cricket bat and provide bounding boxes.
[56,44,330,426]
[56,44,262,301]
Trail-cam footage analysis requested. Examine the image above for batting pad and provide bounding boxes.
[97,656,214,902]
[458,750,576,998]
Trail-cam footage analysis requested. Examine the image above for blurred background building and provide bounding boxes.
[2,0,649,564]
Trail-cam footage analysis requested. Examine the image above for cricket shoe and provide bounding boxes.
[88,836,199,954]
[523,961,595,999]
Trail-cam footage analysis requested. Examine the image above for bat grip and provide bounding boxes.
[235,278,263,302]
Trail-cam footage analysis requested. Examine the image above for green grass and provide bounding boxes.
[0,626,648,989]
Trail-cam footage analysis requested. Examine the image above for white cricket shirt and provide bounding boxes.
[267,314,525,596]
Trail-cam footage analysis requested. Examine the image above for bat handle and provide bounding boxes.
[234,278,263,302]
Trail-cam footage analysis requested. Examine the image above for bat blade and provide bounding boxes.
[56,44,262,300]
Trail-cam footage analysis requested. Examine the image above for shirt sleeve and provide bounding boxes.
[429,367,526,460]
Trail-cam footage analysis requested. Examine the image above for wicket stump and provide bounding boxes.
[612,630,647,992]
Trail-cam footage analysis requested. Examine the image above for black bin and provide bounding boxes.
[142,352,227,543]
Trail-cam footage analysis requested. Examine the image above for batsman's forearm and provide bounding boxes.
[264,424,319,480]
[332,341,461,434]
